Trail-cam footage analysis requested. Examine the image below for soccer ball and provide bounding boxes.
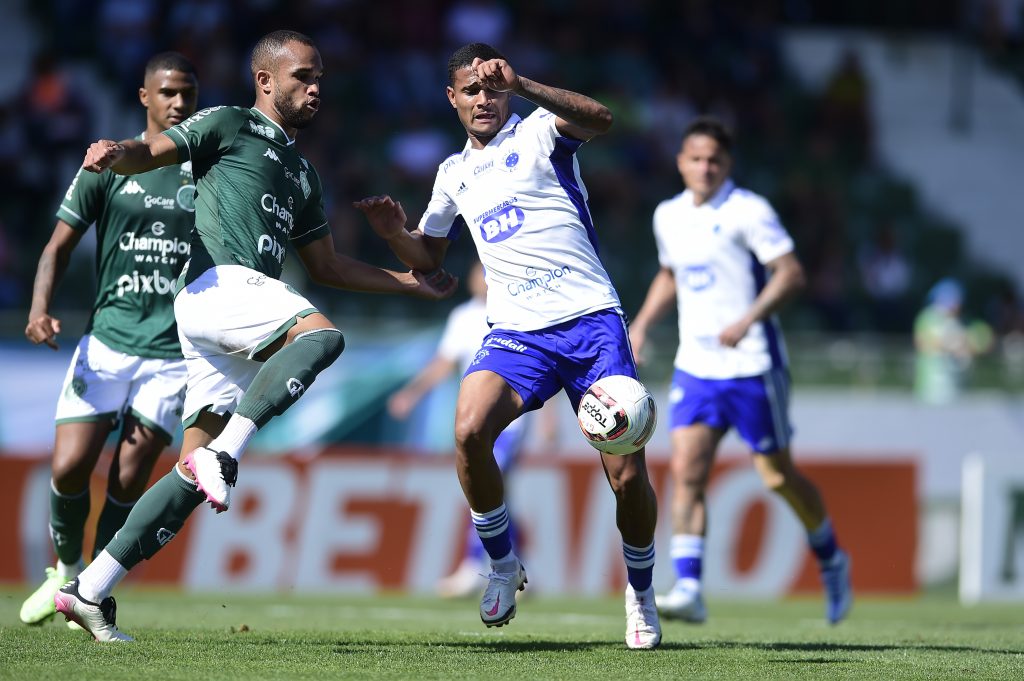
[577,375,657,455]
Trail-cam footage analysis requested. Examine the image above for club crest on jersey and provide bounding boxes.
[480,204,526,243]
[299,170,311,198]
[502,150,520,171]
[176,184,196,212]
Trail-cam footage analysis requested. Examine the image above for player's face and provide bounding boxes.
[140,69,198,130]
[271,41,323,130]
[447,66,511,142]
[677,134,731,202]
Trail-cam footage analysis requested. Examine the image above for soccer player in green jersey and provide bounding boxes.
[20,52,199,629]
[54,30,454,642]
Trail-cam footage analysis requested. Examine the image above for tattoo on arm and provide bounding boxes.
[515,77,612,134]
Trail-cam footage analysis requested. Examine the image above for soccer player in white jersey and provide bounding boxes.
[388,262,530,598]
[356,43,661,649]
[20,53,198,629]
[629,117,852,625]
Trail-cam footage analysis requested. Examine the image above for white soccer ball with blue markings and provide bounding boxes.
[577,375,657,455]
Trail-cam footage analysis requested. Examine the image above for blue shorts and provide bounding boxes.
[465,308,639,413]
[668,368,792,454]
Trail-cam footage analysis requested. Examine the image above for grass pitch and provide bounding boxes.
[1,588,1022,680]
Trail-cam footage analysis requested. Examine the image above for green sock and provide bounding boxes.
[50,482,90,565]
[104,469,204,570]
[92,495,136,560]
[236,328,344,428]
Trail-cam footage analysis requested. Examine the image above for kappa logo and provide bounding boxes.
[156,528,176,546]
[287,378,305,399]
[456,182,468,196]
[120,180,145,195]
[264,148,281,163]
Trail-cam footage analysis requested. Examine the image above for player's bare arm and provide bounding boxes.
[25,221,84,350]
[296,231,456,300]
[82,133,178,175]
[388,355,458,420]
[471,57,613,141]
[719,251,806,347]
[353,195,450,272]
[629,267,677,364]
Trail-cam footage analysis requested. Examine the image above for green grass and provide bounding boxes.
[1,589,1022,680]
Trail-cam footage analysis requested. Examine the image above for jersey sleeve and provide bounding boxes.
[523,108,562,157]
[290,161,330,247]
[161,106,240,164]
[418,167,463,239]
[741,196,795,264]
[55,167,108,231]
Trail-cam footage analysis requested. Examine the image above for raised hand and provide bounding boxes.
[25,312,62,350]
[353,195,408,240]
[83,140,126,173]
[471,57,519,93]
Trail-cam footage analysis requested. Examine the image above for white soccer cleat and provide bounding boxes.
[183,447,237,513]
[655,582,707,623]
[821,549,853,624]
[479,562,527,627]
[625,584,662,650]
[53,579,133,642]
[436,559,487,599]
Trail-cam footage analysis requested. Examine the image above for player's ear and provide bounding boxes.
[256,69,273,95]
[446,86,457,109]
[138,86,149,109]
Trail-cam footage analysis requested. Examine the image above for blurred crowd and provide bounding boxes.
[1,0,1022,357]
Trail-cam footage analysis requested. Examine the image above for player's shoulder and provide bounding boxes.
[724,184,775,213]
[175,105,240,132]
[654,191,689,218]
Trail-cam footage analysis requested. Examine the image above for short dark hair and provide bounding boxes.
[682,116,734,154]
[447,42,507,85]
[250,30,317,78]
[143,52,197,80]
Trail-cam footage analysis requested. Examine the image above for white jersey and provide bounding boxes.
[437,297,490,373]
[653,180,793,379]
[419,109,620,331]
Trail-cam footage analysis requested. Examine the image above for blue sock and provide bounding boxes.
[670,534,704,586]
[471,503,513,563]
[808,517,839,565]
[623,541,655,592]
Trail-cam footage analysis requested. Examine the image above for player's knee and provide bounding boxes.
[453,412,493,454]
[50,458,93,493]
[301,328,345,370]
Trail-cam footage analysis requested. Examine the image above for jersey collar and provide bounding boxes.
[683,178,735,209]
[462,113,523,155]
[250,107,295,146]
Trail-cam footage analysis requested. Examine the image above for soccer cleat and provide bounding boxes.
[20,567,65,624]
[183,447,237,513]
[53,579,133,642]
[655,581,707,623]
[479,562,527,627]
[821,549,853,624]
[436,559,487,599]
[625,584,662,650]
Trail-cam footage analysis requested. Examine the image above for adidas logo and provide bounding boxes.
[264,148,280,163]
[120,180,145,195]
[456,182,468,195]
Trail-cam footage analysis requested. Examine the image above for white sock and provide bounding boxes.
[56,560,81,580]
[207,414,257,461]
[77,550,128,603]
[491,551,518,573]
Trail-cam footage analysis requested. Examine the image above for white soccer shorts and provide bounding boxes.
[55,334,187,440]
[173,264,319,427]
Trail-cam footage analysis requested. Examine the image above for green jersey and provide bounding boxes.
[163,106,330,289]
[56,135,194,358]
